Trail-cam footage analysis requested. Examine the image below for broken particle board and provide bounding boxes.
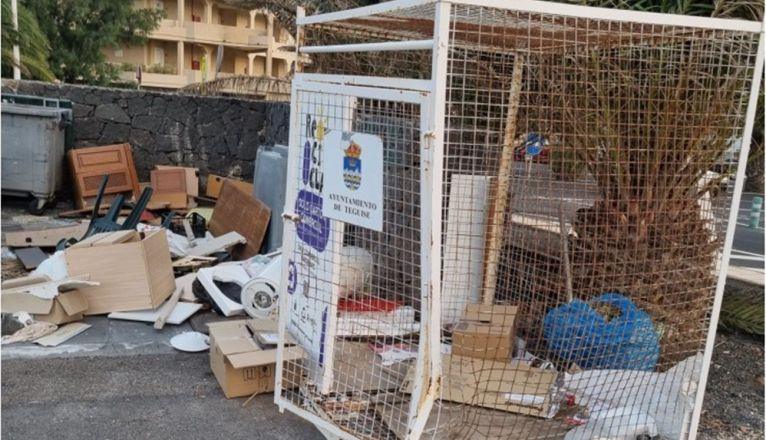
[209,181,270,259]
[34,322,91,347]
[4,222,90,247]
[172,255,216,271]
[1,275,99,300]
[108,302,203,326]
[206,174,253,199]
[174,273,199,302]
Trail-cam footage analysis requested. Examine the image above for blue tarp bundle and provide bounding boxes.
[544,293,660,371]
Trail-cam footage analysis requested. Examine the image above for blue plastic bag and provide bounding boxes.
[544,293,660,371]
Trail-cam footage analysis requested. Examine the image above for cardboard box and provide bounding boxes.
[402,354,557,418]
[206,174,253,199]
[208,319,302,398]
[452,304,517,361]
[1,276,89,325]
[65,230,175,314]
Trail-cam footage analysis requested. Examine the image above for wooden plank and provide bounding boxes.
[482,56,524,305]
[4,222,90,248]
[209,181,270,259]
[187,232,246,257]
[34,322,91,347]
[153,280,185,329]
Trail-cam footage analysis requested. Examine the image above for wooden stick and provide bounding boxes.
[558,205,574,303]
[154,282,184,330]
[482,55,524,305]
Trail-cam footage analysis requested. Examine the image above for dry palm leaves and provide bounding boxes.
[527,38,755,368]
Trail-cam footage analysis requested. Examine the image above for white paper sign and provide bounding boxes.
[322,131,383,232]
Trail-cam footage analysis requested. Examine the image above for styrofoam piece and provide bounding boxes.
[196,265,250,316]
[108,302,203,325]
[336,306,419,337]
[170,331,209,352]
[442,175,491,324]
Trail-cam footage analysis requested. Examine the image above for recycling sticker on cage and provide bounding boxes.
[322,131,384,232]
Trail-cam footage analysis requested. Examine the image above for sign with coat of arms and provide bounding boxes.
[322,130,383,232]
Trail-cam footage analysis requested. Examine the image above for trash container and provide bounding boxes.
[1,103,73,214]
[1,93,75,150]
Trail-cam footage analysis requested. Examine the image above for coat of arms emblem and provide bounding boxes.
[342,142,362,190]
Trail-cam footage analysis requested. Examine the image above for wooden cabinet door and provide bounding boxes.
[68,143,140,208]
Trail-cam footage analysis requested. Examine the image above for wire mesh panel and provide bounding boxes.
[278,1,762,439]
[278,79,430,439]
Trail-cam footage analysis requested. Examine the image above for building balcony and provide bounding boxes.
[153,19,272,49]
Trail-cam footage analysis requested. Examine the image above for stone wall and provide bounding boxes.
[1,80,290,181]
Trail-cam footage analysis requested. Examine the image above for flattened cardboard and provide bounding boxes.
[209,181,270,259]
[208,319,302,398]
[401,354,557,418]
[66,230,175,314]
[452,304,517,361]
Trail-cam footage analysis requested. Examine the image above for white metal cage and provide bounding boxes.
[275,1,763,439]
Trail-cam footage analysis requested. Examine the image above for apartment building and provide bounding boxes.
[106,0,297,90]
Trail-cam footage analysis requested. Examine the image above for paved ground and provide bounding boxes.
[1,352,324,440]
[730,192,765,272]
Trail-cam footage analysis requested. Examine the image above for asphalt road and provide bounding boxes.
[730,192,765,270]
[1,352,324,440]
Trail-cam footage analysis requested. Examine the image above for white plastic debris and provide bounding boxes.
[30,250,68,281]
[564,406,659,440]
[369,343,418,366]
[564,354,704,439]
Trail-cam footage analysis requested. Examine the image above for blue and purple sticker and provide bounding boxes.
[295,189,330,252]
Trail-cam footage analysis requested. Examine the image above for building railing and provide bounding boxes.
[154,19,272,48]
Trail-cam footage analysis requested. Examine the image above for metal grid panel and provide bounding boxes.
[433,3,760,439]
[279,85,425,439]
[280,2,762,439]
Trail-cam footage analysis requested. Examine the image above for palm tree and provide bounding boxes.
[1,0,55,81]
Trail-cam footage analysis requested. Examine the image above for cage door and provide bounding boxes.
[277,79,438,439]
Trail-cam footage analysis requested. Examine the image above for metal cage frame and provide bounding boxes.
[275,2,764,439]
